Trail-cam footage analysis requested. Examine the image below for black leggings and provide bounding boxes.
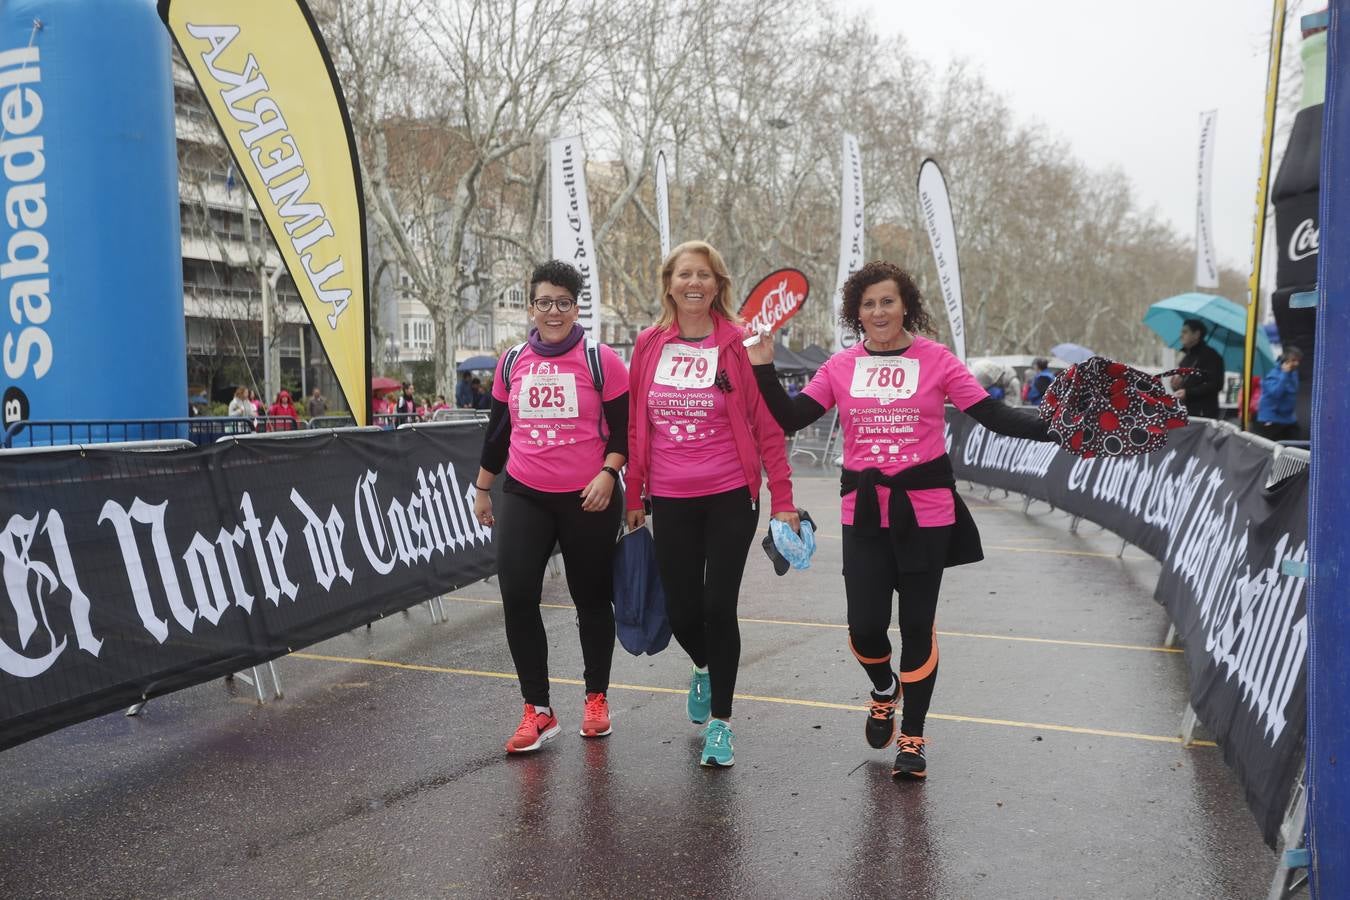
[842,524,949,737]
[495,476,620,707]
[650,486,759,720]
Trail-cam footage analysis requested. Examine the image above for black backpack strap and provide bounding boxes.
[586,338,609,440]
[585,338,605,392]
[501,341,527,388]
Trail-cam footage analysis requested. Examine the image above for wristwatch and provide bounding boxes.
[601,465,620,481]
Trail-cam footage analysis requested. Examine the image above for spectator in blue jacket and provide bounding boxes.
[455,371,475,409]
[1025,357,1054,406]
[1255,346,1303,441]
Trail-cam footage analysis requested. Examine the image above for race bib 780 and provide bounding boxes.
[849,356,920,400]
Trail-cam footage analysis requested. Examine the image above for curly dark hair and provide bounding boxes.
[839,261,935,338]
[529,259,584,302]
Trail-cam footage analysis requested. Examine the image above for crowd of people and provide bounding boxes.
[474,248,1053,776]
[212,383,465,427]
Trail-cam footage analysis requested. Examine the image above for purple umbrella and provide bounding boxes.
[1050,342,1095,364]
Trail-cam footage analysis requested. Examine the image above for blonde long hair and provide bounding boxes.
[654,240,741,328]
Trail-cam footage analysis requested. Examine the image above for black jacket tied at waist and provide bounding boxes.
[841,454,984,571]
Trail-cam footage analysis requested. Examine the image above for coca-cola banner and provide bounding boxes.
[0,426,497,751]
[739,268,809,335]
[917,158,967,362]
[551,135,601,338]
[944,409,1307,847]
[833,133,864,352]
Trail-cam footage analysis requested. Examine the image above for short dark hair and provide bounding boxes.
[1182,318,1207,340]
[1033,357,1049,369]
[529,260,584,302]
[839,261,935,337]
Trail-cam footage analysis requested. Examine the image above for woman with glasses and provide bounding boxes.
[625,240,797,768]
[474,260,630,754]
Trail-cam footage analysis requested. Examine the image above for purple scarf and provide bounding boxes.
[528,324,585,357]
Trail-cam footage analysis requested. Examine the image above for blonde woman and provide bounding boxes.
[625,241,797,768]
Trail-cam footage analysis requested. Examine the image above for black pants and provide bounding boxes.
[496,476,620,707]
[842,524,949,737]
[1254,421,1298,442]
[650,486,759,720]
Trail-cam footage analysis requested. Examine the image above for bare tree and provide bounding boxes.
[329,0,601,397]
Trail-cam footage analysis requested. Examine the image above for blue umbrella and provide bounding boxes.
[456,354,498,373]
[1049,342,1095,364]
[1142,293,1277,372]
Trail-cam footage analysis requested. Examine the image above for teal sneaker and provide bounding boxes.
[687,668,711,724]
[700,719,735,767]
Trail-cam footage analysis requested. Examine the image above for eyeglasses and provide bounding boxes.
[532,296,576,312]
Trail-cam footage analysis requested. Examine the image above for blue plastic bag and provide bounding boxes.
[770,517,816,570]
[613,527,672,656]
[762,508,817,575]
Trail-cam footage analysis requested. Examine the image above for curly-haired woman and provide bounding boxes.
[746,261,1055,779]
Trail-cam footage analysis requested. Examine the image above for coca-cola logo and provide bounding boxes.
[1288,218,1319,262]
[738,268,809,334]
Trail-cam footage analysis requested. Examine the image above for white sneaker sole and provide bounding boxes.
[579,725,612,737]
[505,722,561,754]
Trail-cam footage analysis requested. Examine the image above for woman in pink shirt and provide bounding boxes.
[626,240,797,768]
[747,261,1056,780]
[473,260,630,755]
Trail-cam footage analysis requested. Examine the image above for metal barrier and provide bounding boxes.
[216,425,382,443]
[2,416,303,448]
[430,408,489,424]
[308,415,357,429]
[1197,417,1311,487]
[0,439,196,456]
[373,412,423,428]
[788,408,839,468]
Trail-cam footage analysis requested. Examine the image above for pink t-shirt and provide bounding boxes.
[646,337,747,498]
[493,341,629,492]
[803,336,988,527]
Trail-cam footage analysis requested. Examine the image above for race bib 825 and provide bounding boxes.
[518,372,579,419]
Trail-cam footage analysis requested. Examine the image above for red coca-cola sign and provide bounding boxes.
[738,268,809,334]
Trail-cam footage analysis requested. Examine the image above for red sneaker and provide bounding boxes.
[505,704,560,754]
[580,692,612,737]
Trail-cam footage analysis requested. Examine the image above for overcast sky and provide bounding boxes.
[841,0,1312,273]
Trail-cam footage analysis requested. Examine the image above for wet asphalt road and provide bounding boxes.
[0,474,1278,899]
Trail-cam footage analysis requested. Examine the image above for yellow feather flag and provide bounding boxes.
[161,0,370,425]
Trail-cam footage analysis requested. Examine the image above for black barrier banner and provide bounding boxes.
[945,411,1307,846]
[0,426,495,750]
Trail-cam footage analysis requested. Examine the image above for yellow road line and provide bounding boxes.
[289,651,1214,748]
[441,594,1181,655]
[810,530,1149,560]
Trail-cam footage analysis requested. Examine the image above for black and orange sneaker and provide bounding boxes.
[891,734,928,779]
[865,683,899,749]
